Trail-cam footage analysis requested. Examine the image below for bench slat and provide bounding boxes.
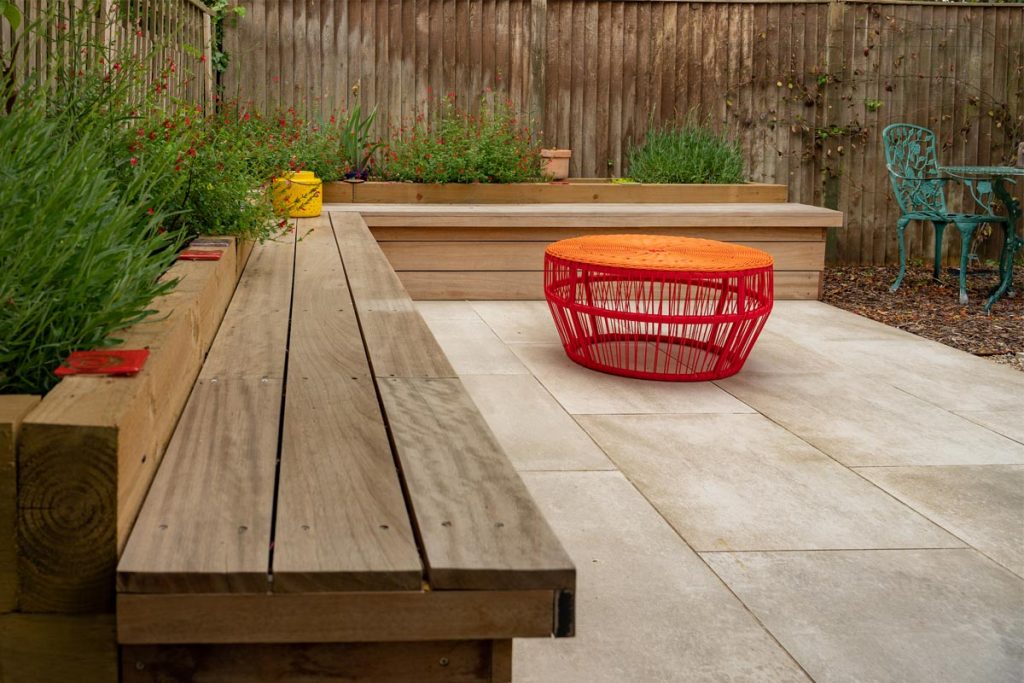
[330,212,456,379]
[379,377,575,592]
[272,216,423,592]
[117,235,296,593]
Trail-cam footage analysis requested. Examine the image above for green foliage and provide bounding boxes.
[626,118,745,184]
[382,95,544,183]
[206,0,247,75]
[338,100,380,179]
[0,99,183,394]
[0,0,287,394]
[0,1,21,30]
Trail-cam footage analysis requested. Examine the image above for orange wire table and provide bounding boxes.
[544,235,774,381]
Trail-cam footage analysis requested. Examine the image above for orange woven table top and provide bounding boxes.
[545,235,774,272]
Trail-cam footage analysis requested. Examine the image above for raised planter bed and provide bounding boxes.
[0,237,252,682]
[323,179,788,204]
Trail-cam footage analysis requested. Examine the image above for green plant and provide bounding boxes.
[0,99,184,394]
[338,96,380,179]
[626,117,745,184]
[382,94,544,183]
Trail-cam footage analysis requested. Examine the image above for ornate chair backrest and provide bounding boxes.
[882,124,948,215]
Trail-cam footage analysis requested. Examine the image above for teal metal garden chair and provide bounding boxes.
[883,124,1010,304]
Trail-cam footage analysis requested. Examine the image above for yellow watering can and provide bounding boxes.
[272,170,323,218]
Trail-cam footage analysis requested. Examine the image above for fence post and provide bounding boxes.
[202,9,214,108]
[530,0,547,141]
[822,0,846,263]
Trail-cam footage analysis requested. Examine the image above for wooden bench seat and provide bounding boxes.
[341,202,844,300]
[117,213,574,682]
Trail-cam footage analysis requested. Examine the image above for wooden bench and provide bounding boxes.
[116,212,575,682]
[348,202,844,300]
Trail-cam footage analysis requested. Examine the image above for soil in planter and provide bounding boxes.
[822,264,1023,373]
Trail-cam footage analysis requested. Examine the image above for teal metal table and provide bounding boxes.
[941,165,1024,312]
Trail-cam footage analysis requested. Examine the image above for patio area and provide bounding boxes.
[418,299,1024,683]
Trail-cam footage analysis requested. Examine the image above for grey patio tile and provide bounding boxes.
[426,317,529,375]
[716,371,1024,466]
[577,413,961,551]
[510,343,755,415]
[955,409,1024,445]
[703,549,1024,683]
[515,471,809,683]
[856,465,1024,577]
[471,300,562,344]
[415,300,481,323]
[460,375,615,472]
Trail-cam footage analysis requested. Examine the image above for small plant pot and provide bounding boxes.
[272,171,323,218]
[541,149,572,180]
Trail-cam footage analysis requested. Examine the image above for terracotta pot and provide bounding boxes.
[541,149,572,180]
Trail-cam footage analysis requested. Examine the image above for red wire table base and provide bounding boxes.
[544,255,774,381]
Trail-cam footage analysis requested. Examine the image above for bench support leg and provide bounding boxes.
[490,639,513,683]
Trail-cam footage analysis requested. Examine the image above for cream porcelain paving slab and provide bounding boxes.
[424,317,529,375]
[578,413,961,551]
[716,371,1024,466]
[471,300,562,344]
[460,375,615,472]
[821,338,1024,413]
[510,343,756,415]
[740,329,844,375]
[955,410,1024,445]
[765,301,915,342]
[704,549,1024,683]
[414,300,481,322]
[856,465,1024,577]
[516,471,809,683]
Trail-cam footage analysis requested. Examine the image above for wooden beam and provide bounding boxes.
[117,590,558,644]
[380,240,825,272]
[0,396,40,613]
[349,202,845,228]
[16,238,249,613]
[397,270,823,301]
[326,181,790,204]
[0,612,117,683]
[122,640,500,683]
[371,225,828,242]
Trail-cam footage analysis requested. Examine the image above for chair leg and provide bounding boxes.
[931,221,947,281]
[890,217,912,293]
[955,222,974,305]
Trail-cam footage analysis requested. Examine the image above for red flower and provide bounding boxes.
[130,157,138,166]
[147,208,155,215]
[243,113,251,121]
[187,147,197,157]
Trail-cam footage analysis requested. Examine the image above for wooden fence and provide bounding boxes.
[1,0,214,108]
[223,0,1024,265]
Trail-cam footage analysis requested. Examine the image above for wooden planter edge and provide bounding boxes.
[323,181,788,204]
[6,236,253,616]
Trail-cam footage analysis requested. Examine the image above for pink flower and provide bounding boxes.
[130,157,138,167]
